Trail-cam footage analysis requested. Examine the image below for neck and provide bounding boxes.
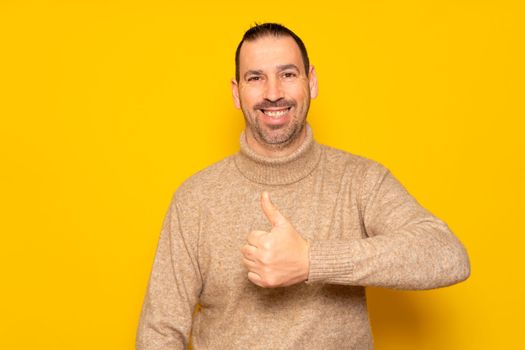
[245,126,307,158]
[235,124,322,185]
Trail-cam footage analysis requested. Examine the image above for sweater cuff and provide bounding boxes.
[306,240,355,284]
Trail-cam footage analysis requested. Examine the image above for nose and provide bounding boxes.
[263,76,284,102]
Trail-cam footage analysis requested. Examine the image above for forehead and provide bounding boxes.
[238,35,304,74]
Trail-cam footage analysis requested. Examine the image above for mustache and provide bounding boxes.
[254,99,296,110]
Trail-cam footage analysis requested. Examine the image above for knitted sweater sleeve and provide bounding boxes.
[136,194,202,350]
[307,162,470,289]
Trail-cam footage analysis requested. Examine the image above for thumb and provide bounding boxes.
[261,191,286,227]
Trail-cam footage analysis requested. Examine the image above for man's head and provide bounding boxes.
[235,23,310,84]
[232,23,318,156]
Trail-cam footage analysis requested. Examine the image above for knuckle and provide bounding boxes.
[262,240,273,251]
[260,252,273,265]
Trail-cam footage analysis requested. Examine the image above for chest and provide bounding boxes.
[195,176,366,305]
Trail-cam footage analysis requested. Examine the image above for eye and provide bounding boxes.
[247,76,261,82]
[282,72,297,79]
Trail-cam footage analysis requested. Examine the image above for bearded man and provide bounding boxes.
[137,23,470,350]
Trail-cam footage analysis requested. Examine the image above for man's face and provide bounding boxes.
[232,35,318,152]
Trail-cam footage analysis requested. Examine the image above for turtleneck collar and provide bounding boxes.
[234,124,323,185]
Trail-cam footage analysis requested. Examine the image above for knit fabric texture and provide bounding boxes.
[136,125,470,349]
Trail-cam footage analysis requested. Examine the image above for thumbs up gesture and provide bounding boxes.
[241,192,310,288]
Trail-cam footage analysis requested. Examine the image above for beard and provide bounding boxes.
[241,98,310,151]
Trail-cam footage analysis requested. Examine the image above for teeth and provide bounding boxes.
[263,109,289,118]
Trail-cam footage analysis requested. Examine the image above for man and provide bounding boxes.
[137,23,470,349]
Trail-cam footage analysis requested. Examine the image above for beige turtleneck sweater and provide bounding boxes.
[136,125,470,349]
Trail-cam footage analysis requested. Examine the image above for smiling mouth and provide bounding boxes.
[260,107,291,118]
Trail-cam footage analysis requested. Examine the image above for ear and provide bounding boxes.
[308,66,318,99]
[231,79,241,109]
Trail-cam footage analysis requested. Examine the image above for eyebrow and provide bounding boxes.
[277,64,300,72]
[243,69,263,80]
[243,64,301,80]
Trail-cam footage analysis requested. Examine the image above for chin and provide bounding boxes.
[261,128,300,146]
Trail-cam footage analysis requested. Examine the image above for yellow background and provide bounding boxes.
[1,1,523,349]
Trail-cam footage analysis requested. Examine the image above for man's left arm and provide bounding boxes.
[307,162,471,289]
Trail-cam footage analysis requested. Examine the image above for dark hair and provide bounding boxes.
[235,23,310,82]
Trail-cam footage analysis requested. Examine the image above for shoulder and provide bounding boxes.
[173,155,237,206]
[319,143,389,180]
[319,143,395,208]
